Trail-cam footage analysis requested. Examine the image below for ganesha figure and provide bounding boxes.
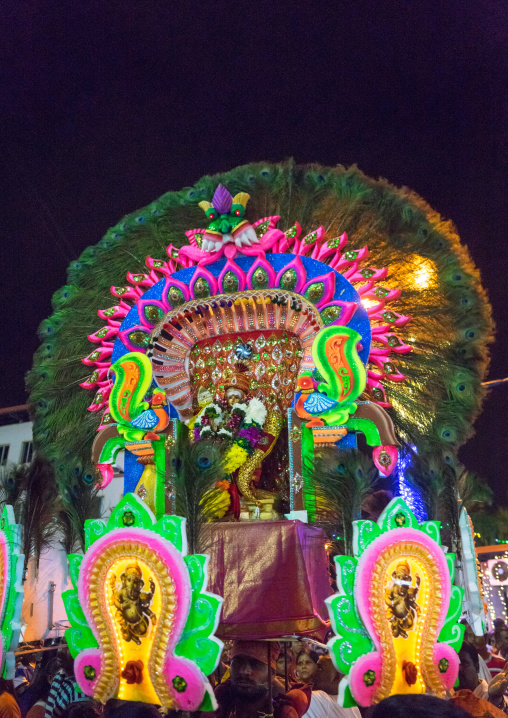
[385,561,421,639]
[109,564,157,645]
[191,353,283,519]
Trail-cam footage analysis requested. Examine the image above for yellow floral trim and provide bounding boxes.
[224,444,249,473]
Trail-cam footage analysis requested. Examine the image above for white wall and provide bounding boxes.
[0,421,32,466]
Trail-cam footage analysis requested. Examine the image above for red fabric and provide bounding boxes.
[228,483,241,520]
[203,520,332,640]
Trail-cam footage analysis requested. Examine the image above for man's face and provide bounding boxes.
[464,624,487,653]
[498,630,508,655]
[230,655,268,701]
[313,656,340,694]
[458,652,479,691]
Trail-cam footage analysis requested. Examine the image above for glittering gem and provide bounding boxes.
[224,340,233,351]
[304,231,317,245]
[382,311,397,322]
[202,344,211,354]
[196,358,205,368]
[289,426,302,443]
[250,379,259,390]
[285,391,293,400]
[137,484,148,500]
[267,334,277,346]
[374,287,390,298]
[438,659,449,673]
[251,353,260,362]
[262,352,270,361]
[255,364,266,379]
[172,676,188,693]
[363,670,376,687]
[371,387,385,401]
[384,362,396,374]
[212,367,222,380]
[170,248,180,258]
[144,304,164,324]
[279,269,297,291]
[94,391,103,403]
[131,274,144,282]
[167,286,185,306]
[360,268,376,278]
[267,392,277,405]
[394,512,406,527]
[114,287,127,295]
[252,268,269,289]
[285,224,298,238]
[255,335,266,350]
[344,250,359,261]
[213,340,222,353]
[223,271,239,292]
[290,363,297,372]
[272,347,283,364]
[153,260,164,268]
[255,220,270,237]
[267,365,276,376]
[305,282,324,304]
[128,331,149,347]
[327,237,341,248]
[377,451,391,468]
[95,327,108,338]
[89,371,99,382]
[285,349,294,359]
[272,376,281,389]
[320,305,341,324]
[88,351,100,361]
[387,335,401,347]
[122,511,135,526]
[165,435,175,449]
[102,307,116,317]
[206,357,216,367]
[83,665,96,681]
[235,342,253,360]
[193,277,210,298]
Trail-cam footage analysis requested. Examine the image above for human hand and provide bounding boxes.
[488,670,508,698]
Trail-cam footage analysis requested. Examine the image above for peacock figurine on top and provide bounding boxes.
[27,161,492,526]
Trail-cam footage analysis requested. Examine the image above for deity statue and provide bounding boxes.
[192,353,284,519]
[110,564,157,644]
[385,561,421,639]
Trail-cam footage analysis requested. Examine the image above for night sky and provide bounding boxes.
[2,2,508,497]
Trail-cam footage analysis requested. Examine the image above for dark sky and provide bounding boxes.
[2,1,508,496]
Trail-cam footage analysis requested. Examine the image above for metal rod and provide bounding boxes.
[267,642,273,713]
[284,642,289,692]
[482,378,508,387]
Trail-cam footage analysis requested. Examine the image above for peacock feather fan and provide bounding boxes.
[27,161,493,508]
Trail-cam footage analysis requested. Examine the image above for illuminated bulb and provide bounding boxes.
[361,297,378,310]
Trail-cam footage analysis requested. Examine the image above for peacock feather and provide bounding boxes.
[27,161,493,518]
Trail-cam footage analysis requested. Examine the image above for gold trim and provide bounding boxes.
[370,541,445,703]
[87,540,177,710]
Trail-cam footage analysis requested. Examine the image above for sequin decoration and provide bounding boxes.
[320,305,342,324]
[279,269,297,291]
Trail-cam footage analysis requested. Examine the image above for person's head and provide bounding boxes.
[60,702,102,718]
[370,693,470,718]
[495,627,508,657]
[296,649,319,684]
[458,642,480,691]
[27,664,51,701]
[493,618,506,630]
[229,641,279,702]
[463,623,488,655]
[56,646,75,678]
[104,700,162,718]
[0,678,15,697]
[312,655,341,694]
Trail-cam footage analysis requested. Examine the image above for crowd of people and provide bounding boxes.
[4,620,508,718]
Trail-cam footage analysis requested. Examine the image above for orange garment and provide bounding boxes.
[0,693,20,718]
[450,689,506,718]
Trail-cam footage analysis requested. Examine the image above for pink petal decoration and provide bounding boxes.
[218,260,246,293]
[275,255,306,294]
[161,276,191,308]
[318,300,358,326]
[373,445,398,477]
[87,325,119,343]
[118,326,150,352]
[313,232,348,262]
[96,463,113,488]
[82,345,114,366]
[97,304,129,321]
[294,225,325,256]
[126,271,155,288]
[246,256,277,289]
[79,367,109,389]
[111,285,143,301]
[190,266,218,298]
[302,271,336,308]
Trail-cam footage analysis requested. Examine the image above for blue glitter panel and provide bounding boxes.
[124,448,145,494]
[112,252,371,364]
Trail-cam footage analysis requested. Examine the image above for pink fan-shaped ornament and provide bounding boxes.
[373,445,398,477]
